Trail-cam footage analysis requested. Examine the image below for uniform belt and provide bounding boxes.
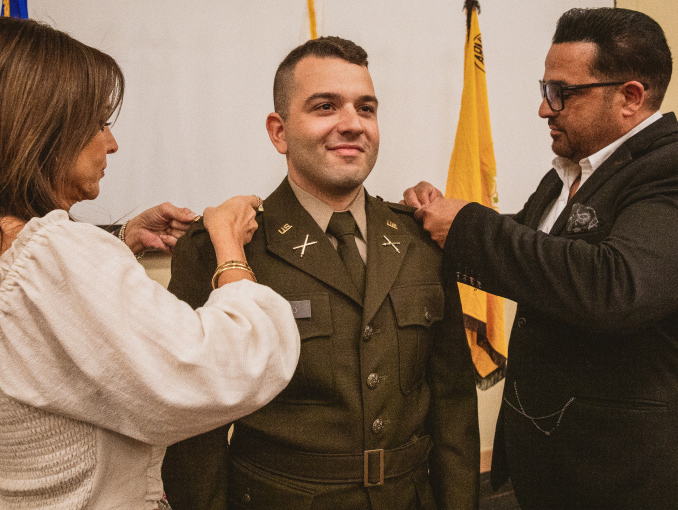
[230,432,432,487]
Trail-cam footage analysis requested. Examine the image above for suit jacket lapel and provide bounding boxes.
[362,195,412,326]
[549,113,678,236]
[523,170,562,230]
[263,180,363,305]
[549,149,631,235]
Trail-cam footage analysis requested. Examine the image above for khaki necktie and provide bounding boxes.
[568,172,582,202]
[327,212,365,296]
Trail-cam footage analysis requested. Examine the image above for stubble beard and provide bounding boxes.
[552,134,582,163]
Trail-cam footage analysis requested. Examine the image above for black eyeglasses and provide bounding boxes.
[539,80,648,111]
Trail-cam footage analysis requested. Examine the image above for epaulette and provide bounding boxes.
[381,199,416,216]
[186,208,264,238]
[186,216,207,237]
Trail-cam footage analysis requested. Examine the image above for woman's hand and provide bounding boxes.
[203,195,261,287]
[203,195,260,248]
[124,202,198,255]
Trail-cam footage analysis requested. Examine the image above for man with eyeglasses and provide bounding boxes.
[403,7,678,510]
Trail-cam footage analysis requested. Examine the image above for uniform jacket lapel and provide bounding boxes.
[362,195,412,326]
[263,179,363,305]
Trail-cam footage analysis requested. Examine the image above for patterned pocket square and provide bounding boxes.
[566,203,599,233]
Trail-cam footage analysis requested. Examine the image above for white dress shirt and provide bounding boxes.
[538,111,662,233]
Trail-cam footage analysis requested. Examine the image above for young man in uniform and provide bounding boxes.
[163,36,479,510]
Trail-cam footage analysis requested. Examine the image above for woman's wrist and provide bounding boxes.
[211,231,246,261]
[212,260,256,289]
[118,218,146,257]
[211,236,253,288]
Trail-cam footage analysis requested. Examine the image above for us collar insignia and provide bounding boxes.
[293,234,317,257]
[278,223,293,235]
[382,235,401,253]
[386,220,397,229]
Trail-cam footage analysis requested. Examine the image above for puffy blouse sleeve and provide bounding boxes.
[0,211,300,446]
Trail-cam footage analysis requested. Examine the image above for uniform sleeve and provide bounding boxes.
[445,183,678,334]
[167,224,215,310]
[427,274,480,510]
[162,225,232,510]
[0,220,300,446]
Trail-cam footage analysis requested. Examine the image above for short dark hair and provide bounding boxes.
[273,36,368,118]
[553,7,672,110]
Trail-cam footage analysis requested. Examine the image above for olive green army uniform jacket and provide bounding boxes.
[162,178,479,510]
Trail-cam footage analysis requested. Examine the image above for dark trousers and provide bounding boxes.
[503,399,676,510]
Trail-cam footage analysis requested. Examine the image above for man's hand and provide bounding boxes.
[402,182,468,248]
[124,203,198,255]
[401,181,444,208]
[414,197,469,249]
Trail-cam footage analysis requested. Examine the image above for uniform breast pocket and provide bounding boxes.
[276,292,336,405]
[390,283,444,395]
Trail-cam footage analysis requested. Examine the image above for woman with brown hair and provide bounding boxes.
[0,17,300,509]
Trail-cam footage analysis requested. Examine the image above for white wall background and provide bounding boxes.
[30,0,612,224]
[28,0,614,455]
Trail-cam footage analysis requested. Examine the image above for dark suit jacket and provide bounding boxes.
[162,179,479,510]
[445,113,678,509]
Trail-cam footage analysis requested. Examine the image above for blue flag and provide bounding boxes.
[1,0,28,18]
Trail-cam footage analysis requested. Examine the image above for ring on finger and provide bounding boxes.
[254,195,264,212]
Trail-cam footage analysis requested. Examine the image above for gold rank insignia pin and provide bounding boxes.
[387,220,397,229]
[278,223,293,235]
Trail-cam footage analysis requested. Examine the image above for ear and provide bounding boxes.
[266,112,288,154]
[619,81,647,117]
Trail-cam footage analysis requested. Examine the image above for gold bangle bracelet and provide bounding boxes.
[118,220,144,260]
[212,261,256,289]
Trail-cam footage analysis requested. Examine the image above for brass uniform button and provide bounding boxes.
[372,418,384,434]
[362,325,374,342]
[424,308,432,323]
[367,373,380,389]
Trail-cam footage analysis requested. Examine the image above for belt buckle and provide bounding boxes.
[363,449,384,487]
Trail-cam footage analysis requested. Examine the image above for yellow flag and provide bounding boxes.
[307,0,317,39]
[446,6,507,389]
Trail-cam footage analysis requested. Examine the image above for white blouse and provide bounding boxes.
[0,210,300,510]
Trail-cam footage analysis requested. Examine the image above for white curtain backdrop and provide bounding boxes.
[27,0,615,453]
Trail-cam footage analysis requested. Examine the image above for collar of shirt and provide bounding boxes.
[552,110,663,190]
[539,111,662,233]
[287,176,368,262]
